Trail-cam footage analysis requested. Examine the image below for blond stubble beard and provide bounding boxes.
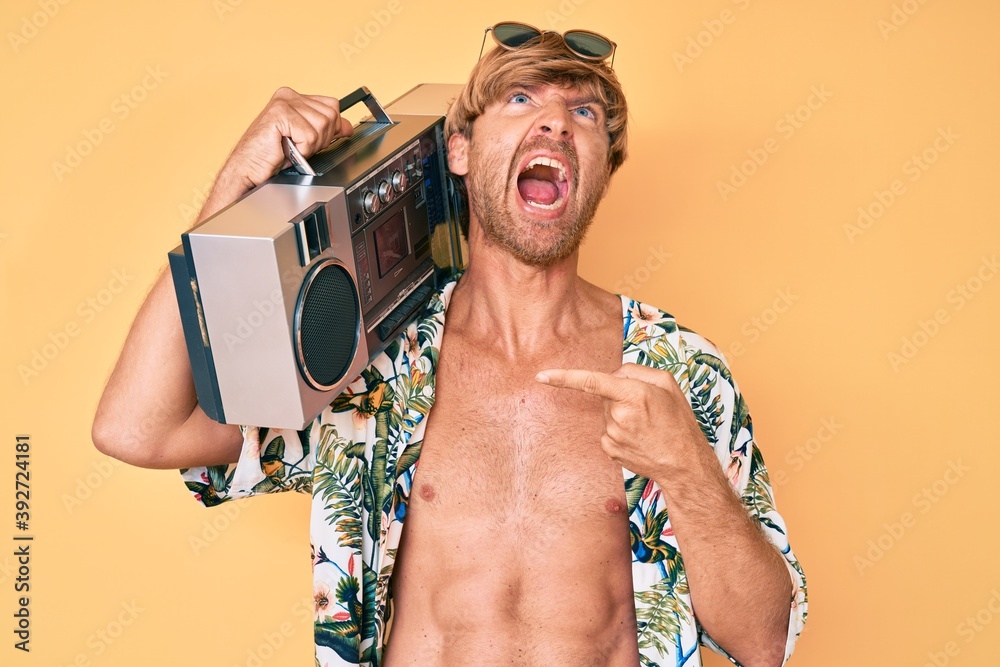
[465,135,610,268]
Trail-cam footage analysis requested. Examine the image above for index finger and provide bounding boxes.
[536,368,632,402]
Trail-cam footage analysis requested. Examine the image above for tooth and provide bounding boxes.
[525,193,565,210]
[519,156,569,186]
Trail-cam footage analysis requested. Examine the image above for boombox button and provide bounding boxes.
[378,316,401,341]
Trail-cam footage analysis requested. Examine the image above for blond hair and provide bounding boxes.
[447,33,627,171]
[444,32,628,235]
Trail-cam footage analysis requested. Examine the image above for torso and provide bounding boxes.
[383,285,641,666]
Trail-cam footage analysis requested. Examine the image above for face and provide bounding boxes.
[449,83,612,267]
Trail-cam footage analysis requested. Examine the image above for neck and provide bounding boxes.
[449,230,593,358]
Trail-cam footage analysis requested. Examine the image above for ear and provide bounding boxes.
[447,132,470,176]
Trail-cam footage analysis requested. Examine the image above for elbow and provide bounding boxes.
[91,413,128,463]
[91,412,157,468]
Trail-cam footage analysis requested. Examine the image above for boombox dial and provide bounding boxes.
[363,190,381,215]
[391,170,407,193]
[377,180,392,203]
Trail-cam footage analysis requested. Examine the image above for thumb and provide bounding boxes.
[337,116,354,138]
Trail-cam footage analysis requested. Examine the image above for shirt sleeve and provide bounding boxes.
[180,422,317,507]
[680,332,808,665]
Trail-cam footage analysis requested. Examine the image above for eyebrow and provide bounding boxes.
[567,95,602,108]
[516,85,605,110]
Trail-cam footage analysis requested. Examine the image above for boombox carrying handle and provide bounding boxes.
[281,87,392,176]
[339,86,392,125]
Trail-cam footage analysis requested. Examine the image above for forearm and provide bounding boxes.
[197,163,258,222]
[656,447,792,667]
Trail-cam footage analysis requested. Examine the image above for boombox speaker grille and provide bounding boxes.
[295,260,360,390]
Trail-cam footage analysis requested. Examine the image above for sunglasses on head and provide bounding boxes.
[479,21,617,67]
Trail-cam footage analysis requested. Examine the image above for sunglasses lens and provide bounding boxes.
[564,31,613,59]
[493,22,541,48]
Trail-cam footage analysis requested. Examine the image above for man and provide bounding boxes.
[93,27,806,667]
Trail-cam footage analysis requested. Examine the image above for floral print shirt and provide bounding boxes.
[181,274,807,667]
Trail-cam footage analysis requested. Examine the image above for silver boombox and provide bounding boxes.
[169,84,465,429]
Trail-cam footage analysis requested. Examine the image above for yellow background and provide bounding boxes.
[2,0,998,665]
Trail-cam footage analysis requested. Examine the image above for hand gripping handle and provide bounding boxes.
[282,86,392,175]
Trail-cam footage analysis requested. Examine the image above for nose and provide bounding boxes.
[532,99,573,140]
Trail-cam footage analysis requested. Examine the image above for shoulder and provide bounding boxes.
[617,293,730,371]
[621,295,752,456]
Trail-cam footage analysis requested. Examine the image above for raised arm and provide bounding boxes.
[92,87,353,469]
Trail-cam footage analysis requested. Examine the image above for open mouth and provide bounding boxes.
[516,156,570,211]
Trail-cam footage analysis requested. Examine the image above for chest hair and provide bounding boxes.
[416,331,628,528]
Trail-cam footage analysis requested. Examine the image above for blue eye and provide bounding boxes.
[573,107,596,119]
[510,93,530,104]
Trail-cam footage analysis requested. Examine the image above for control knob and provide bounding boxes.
[391,169,407,193]
[363,190,381,215]
[377,180,392,203]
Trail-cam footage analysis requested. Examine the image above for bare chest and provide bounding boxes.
[414,334,627,526]
[382,296,641,664]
